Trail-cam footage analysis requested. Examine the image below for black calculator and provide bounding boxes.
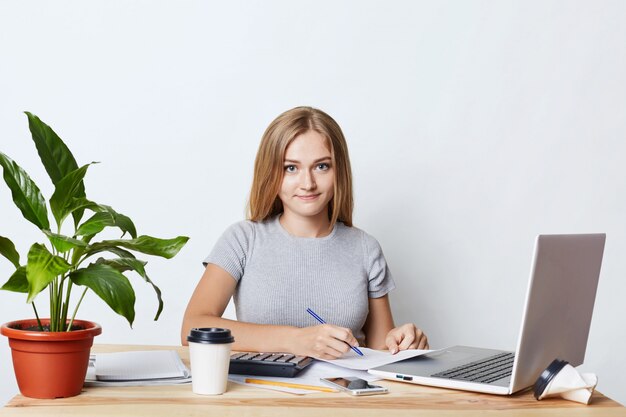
[229,352,314,377]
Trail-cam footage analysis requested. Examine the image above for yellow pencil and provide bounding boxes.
[244,378,337,393]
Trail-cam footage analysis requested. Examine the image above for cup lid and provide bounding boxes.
[533,358,569,400]
[187,327,234,344]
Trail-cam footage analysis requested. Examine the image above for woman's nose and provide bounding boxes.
[300,171,316,190]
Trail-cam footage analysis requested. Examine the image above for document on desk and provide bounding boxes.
[229,360,378,394]
[320,347,431,370]
[84,350,192,386]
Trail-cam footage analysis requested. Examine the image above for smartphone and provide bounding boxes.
[320,377,388,396]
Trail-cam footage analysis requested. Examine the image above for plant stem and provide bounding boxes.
[53,277,60,331]
[62,279,73,332]
[31,303,43,331]
[57,277,64,331]
[67,287,88,331]
[50,241,59,332]
[49,281,56,332]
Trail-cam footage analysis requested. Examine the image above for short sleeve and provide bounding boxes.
[202,221,255,282]
[363,233,396,298]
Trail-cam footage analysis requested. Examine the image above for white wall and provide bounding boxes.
[1,0,624,405]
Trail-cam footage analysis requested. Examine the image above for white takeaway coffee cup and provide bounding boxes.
[187,328,234,395]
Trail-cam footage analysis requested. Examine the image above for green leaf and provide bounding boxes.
[0,236,20,268]
[95,256,147,274]
[24,112,87,229]
[42,230,88,253]
[49,163,94,227]
[88,235,189,259]
[76,206,137,239]
[0,152,50,230]
[1,266,28,293]
[25,112,80,186]
[25,243,71,303]
[82,245,136,260]
[66,197,103,231]
[76,211,115,237]
[72,209,85,231]
[70,263,136,326]
[99,205,137,239]
[113,213,137,239]
[95,257,164,320]
[65,197,102,218]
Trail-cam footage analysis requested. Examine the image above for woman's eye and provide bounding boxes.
[316,163,330,171]
[284,165,297,173]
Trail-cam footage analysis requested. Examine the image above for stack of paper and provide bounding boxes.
[84,350,192,387]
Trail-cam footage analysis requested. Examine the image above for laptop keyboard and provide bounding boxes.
[431,352,515,384]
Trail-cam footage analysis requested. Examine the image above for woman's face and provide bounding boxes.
[278,130,335,222]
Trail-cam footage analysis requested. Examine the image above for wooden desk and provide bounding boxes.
[1,344,624,417]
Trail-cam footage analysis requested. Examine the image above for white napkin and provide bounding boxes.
[538,363,597,404]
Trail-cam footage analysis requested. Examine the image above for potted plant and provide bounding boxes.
[0,112,189,399]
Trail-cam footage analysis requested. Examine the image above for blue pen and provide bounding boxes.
[306,307,364,356]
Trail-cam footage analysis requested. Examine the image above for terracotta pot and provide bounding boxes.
[0,318,102,399]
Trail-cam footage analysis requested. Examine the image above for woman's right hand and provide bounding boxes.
[291,324,360,359]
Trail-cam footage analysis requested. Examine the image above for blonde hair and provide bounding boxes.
[247,106,353,227]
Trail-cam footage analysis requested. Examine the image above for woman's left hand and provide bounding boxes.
[385,323,429,354]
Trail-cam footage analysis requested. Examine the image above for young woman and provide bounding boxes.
[181,106,428,359]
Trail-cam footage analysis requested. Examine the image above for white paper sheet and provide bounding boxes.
[228,360,380,394]
[319,347,431,370]
[84,350,192,386]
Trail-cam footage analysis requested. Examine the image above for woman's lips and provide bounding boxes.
[297,194,320,201]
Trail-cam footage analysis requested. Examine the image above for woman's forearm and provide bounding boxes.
[181,313,297,353]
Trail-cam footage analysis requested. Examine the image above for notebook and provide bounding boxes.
[85,350,191,386]
[369,234,605,395]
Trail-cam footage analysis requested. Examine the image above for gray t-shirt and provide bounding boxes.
[203,216,395,343]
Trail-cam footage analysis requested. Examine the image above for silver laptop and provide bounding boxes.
[369,234,606,395]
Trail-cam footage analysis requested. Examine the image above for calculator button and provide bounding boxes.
[238,353,259,360]
[275,354,295,362]
[288,356,307,365]
[230,353,247,360]
[252,353,273,361]
[265,353,285,362]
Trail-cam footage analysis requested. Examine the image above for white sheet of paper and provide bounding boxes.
[228,360,379,394]
[84,350,192,386]
[319,348,431,370]
[228,378,316,395]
